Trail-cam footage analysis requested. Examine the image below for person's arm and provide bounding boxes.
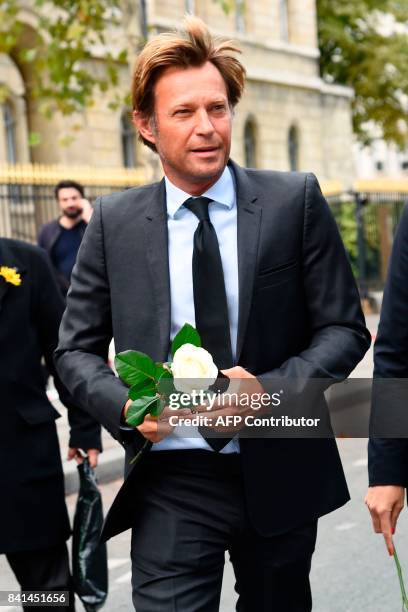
[33,247,102,464]
[366,202,408,554]
[55,198,138,446]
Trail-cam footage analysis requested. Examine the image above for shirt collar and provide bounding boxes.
[165,166,235,220]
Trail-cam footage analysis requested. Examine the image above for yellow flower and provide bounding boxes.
[0,266,22,286]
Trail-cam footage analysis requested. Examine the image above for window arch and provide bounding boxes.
[3,102,17,163]
[288,125,299,171]
[121,110,137,168]
[244,117,258,168]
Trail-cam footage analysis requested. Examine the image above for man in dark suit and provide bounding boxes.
[0,238,101,610]
[55,17,370,611]
[366,203,408,556]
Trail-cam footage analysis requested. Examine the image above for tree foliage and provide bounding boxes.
[0,0,128,115]
[316,0,408,148]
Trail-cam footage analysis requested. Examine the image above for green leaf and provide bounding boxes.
[28,132,41,147]
[115,350,156,386]
[126,395,161,427]
[171,323,201,357]
[150,398,166,417]
[157,368,175,397]
[117,49,128,63]
[20,48,37,63]
[126,402,148,427]
[128,380,156,401]
[155,363,173,379]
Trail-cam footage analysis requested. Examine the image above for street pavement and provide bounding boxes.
[4,312,408,610]
[2,438,408,611]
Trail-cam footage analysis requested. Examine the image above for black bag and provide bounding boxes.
[72,458,108,611]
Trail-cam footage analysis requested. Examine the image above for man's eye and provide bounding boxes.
[175,109,190,115]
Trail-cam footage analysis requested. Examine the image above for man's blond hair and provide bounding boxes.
[132,16,246,150]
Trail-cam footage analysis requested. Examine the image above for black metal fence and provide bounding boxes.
[0,164,145,244]
[0,182,138,243]
[328,190,407,294]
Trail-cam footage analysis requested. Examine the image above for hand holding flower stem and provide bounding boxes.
[116,323,218,435]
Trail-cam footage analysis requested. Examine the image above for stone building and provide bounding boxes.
[0,0,354,187]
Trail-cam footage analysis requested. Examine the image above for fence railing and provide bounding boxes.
[1,164,407,292]
[0,163,146,243]
[328,182,408,294]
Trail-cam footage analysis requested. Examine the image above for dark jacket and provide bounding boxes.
[369,203,408,487]
[55,161,371,541]
[38,218,87,295]
[0,238,101,553]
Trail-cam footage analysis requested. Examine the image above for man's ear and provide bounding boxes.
[133,110,156,146]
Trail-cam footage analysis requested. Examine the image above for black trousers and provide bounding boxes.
[6,541,75,611]
[131,450,317,612]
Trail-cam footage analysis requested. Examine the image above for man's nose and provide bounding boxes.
[195,110,214,135]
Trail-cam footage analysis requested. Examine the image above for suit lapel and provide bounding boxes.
[142,179,171,361]
[229,161,262,364]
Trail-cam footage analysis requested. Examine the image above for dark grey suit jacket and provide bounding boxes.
[55,160,371,540]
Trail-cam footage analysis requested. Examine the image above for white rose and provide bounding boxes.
[171,343,218,394]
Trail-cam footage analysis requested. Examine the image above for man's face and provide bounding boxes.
[135,62,232,194]
[57,188,83,219]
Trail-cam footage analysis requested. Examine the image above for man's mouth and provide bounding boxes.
[64,207,82,218]
[191,146,219,154]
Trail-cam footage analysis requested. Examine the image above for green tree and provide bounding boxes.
[316,0,408,148]
[0,0,130,115]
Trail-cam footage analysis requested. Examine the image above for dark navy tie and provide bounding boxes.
[183,196,233,369]
[184,196,233,452]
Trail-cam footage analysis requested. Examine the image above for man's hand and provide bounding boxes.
[195,366,266,433]
[365,485,405,555]
[79,198,93,224]
[67,447,100,468]
[123,398,192,443]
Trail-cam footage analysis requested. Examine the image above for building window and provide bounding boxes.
[288,125,299,171]
[185,0,195,13]
[280,0,289,41]
[244,117,257,168]
[235,0,245,33]
[121,110,136,168]
[376,160,384,172]
[3,102,17,163]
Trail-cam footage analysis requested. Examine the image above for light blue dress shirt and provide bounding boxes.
[151,166,240,453]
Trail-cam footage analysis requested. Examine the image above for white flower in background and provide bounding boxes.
[172,343,218,393]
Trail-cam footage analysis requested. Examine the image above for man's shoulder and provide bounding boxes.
[97,181,162,211]
[230,160,309,192]
[39,218,60,232]
[243,167,309,189]
[38,218,60,244]
[1,238,48,266]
